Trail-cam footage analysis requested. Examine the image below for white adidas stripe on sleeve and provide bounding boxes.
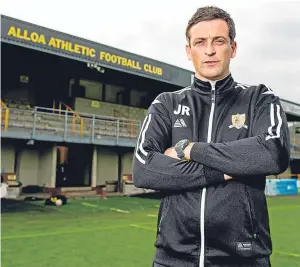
[266,104,282,141]
[139,114,152,156]
[135,114,153,164]
[135,115,149,164]
[262,85,277,96]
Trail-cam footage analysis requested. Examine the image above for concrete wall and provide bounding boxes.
[74,97,147,121]
[1,140,57,187]
[122,152,134,176]
[38,144,57,187]
[96,147,118,186]
[1,141,15,173]
[17,147,39,186]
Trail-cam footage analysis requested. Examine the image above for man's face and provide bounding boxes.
[186,19,237,81]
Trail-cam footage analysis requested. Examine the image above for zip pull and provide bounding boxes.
[211,82,216,103]
[211,89,215,102]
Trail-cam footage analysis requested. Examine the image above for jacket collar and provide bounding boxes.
[191,73,234,95]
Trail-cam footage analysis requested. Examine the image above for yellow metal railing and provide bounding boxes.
[130,121,135,137]
[0,100,9,131]
[53,100,84,136]
[0,101,141,140]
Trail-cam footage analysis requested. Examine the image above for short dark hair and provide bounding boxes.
[186,6,236,44]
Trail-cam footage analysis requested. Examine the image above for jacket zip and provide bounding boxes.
[199,81,216,267]
[244,185,258,239]
[158,197,169,233]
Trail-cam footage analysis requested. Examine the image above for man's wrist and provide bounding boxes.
[183,142,194,160]
[174,139,191,160]
[189,142,210,164]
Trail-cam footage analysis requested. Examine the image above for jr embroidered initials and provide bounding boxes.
[174,104,190,116]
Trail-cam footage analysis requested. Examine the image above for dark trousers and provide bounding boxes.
[153,256,271,267]
[205,256,271,267]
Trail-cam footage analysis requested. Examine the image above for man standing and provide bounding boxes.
[132,6,290,267]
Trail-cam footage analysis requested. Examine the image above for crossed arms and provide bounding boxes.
[132,90,290,192]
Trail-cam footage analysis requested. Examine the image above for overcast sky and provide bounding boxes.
[1,0,300,103]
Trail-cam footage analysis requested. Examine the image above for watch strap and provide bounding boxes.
[175,143,189,161]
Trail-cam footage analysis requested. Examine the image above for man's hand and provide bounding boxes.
[224,174,232,180]
[164,142,195,160]
[164,147,180,160]
[164,147,232,181]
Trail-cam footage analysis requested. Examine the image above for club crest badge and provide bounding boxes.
[229,113,248,129]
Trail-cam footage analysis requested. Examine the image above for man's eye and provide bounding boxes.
[195,40,205,45]
[215,39,225,44]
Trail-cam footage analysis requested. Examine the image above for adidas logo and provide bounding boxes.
[173,119,187,128]
[236,242,252,251]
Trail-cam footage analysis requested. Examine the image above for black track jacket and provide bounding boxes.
[132,74,290,267]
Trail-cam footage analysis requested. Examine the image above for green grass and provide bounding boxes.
[1,196,300,267]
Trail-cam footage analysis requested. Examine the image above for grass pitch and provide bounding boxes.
[1,196,300,267]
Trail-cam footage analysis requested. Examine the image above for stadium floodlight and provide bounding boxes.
[26,139,35,145]
[87,62,105,73]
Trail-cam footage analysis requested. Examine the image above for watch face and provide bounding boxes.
[175,139,189,160]
[176,139,188,148]
[177,140,185,146]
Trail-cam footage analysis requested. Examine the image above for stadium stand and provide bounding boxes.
[1,14,300,197]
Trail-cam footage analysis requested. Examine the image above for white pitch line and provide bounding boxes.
[82,202,97,207]
[110,208,130,213]
[124,201,140,204]
[274,251,300,258]
[130,224,156,232]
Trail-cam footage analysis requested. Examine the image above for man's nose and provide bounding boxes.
[205,43,216,56]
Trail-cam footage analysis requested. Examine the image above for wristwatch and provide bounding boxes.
[174,139,190,161]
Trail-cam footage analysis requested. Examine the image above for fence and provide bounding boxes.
[1,105,141,142]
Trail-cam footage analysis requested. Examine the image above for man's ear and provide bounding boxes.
[231,40,237,58]
[186,42,192,61]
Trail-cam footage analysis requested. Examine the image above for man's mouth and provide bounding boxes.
[204,61,219,64]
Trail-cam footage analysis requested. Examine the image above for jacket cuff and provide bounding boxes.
[190,142,209,164]
[204,167,224,185]
[191,142,224,185]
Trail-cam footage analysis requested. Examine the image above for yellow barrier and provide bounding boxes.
[130,121,134,137]
[0,100,9,131]
[53,99,84,136]
[80,118,84,136]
